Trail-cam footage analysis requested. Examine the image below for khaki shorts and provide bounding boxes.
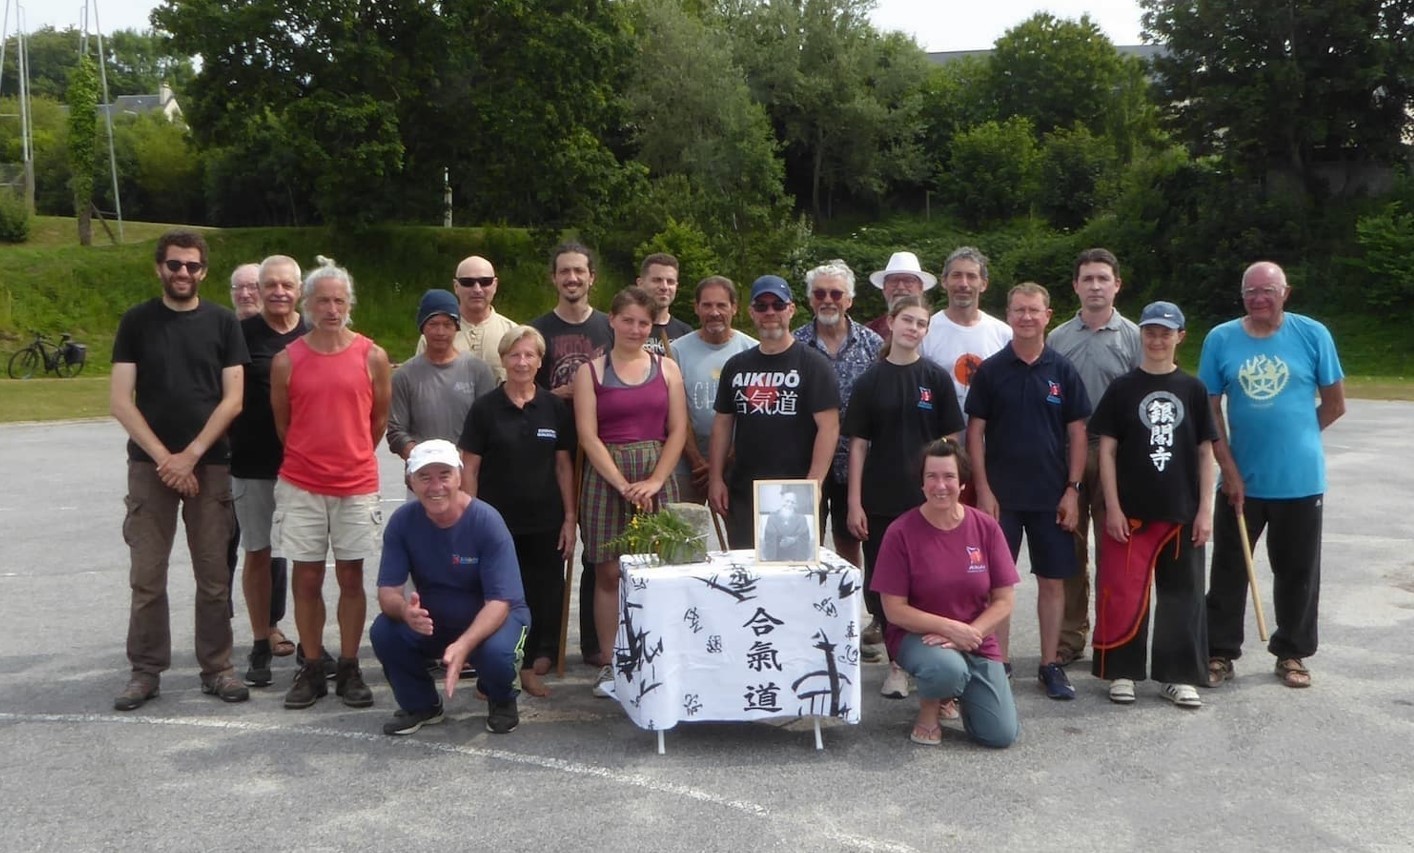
[232,477,279,553]
[273,478,383,563]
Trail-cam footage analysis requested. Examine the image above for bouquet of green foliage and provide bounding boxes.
[607,506,708,565]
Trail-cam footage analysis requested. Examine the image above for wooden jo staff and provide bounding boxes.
[557,448,587,678]
[1236,511,1270,642]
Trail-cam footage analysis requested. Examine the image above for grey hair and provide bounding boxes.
[302,255,356,326]
[943,246,990,282]
[229,263,259,288]
[804,258,856,298]
[259,254,302,284]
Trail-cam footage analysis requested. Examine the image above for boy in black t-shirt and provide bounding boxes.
[1088,301,1217,708]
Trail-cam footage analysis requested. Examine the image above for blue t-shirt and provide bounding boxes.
[965,344,1091,512]
[1197,313,1343,499]
[377,499,530,634]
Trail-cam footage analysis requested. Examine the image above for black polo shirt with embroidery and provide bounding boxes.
[459,385,576,535]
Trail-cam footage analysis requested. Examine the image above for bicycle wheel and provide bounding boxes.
[56,348,86,377]
[7,347,39,379]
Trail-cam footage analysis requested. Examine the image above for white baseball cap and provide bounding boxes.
[406,439,462,474]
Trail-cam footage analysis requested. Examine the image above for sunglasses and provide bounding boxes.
[811,288,846,302]
[164,260,205,274]
[751,299,789,313]
[456,276,495,289]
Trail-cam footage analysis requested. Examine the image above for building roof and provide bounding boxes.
[927,43,1165,65]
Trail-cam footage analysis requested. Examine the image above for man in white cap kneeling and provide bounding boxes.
[371,440,530,735]
[867,251,939,342]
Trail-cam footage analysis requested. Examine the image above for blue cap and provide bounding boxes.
[416,289,460,330]
[749,275,794,305]
[1138,301,1185,330]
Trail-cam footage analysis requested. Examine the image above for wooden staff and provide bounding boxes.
[558,448,586,677]
[1236,512,1270,642]
[709,506,728,551]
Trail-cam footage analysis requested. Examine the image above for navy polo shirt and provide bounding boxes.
[459,385,577,535]
[965,344,1091,512]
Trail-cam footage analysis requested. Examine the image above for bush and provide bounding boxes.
[0,190,30,243]
[1353,201,1414,311]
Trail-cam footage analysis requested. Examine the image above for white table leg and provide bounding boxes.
[813,717,823,750]
[657,729,666,755]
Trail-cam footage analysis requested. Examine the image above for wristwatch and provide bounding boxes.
[1067,481,1084,493]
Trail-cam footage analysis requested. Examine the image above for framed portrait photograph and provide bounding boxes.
[753,479,820,565]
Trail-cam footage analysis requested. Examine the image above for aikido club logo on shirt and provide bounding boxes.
[1237,353,1290,403]
[450,554,479,568]
[1045,379,1063,404]
[1136,390,1186,473]
[733,369,802,416]
[966,546,987,573]
[917,386,934,410]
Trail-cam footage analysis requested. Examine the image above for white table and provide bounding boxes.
[609,549,863,752]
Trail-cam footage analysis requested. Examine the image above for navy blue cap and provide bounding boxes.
[1138,301,1185,330]
[416,289,460,330]
[749,275,794,305]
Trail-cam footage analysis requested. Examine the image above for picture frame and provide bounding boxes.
[752,479,820,565]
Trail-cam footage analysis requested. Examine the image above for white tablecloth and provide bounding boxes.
[610,549,863,731]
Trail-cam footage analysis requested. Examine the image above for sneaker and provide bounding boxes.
[1162,683,1203,708]
[486,697,520,734]
[245,646,273,687]
[861,618,884,646]
[284,660,328,709]
[295,647,338,680]
[1109,678,1136,704]
[382,704,444,736]
[202,672,251,703]
[113,677,159,712]
[335,658,374,708]
[881,664,910,699]
[592,664,614,698]
[1038,663,1076,700]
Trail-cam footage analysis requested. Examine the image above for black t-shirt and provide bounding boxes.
[1087,367,1218,523]
[713,342,840,492]
[645,317,693,356]
[459,385,577,534]
[530,310,613,390]
[230,315,306,479]
[843,358,965,518]
[111,298,249,465]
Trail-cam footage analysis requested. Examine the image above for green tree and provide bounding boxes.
[1,27,80,101]
[66,54,99,245]
[1142,0,1414,190]
[987,14,1128,138]
[1037,123,1118,231]
[1353,201,1414,310]
[946,117,1040,227]
[103,29,197,96]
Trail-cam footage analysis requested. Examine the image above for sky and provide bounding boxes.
[20,0,1148,53]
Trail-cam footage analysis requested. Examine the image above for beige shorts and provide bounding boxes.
[232,477,278,553]
[273,478,383,563]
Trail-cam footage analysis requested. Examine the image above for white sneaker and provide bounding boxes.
[592,665,614,699]
[881,665,910,699]
[1162,683,1202,708]
[1108,678,1136,704]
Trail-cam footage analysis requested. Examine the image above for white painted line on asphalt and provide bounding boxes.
[0,711,917,853]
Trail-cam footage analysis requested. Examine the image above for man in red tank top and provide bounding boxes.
[271,258,393,711]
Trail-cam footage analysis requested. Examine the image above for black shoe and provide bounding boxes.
[113,677,159,711]
[295,647,338,680]
[486,696,519,734]
[383,704,445,736]
[284,661,328,709]
[335,657,374,708]
[201,672,251,703]
[245,646,273,687]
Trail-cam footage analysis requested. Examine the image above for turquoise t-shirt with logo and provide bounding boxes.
[1198,313,1343,499]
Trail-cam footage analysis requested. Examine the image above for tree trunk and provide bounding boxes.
[77,205,92,247]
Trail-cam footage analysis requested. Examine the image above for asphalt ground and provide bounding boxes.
[1,401,1411,852]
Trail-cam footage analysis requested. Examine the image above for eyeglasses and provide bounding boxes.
[1241,286,1284,299]
[811,288,846,302]
[456,276,495,289]
[751,299,789,313]
[230,283,258,293]
[164,260,205,274]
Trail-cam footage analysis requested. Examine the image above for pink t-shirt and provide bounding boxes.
[870,506,1019,662]
[279,335,380,496]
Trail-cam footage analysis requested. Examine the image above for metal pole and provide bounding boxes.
[89,0,123,241]
[0,0,11,98]
[16,6,32,211]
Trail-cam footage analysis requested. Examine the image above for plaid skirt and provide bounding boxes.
[581,440,680,564]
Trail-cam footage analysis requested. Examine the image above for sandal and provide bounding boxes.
[1205,657,1234,688]
[268,628,296,657]
[1056,646,1084,667]
[909,722,942,746]
[1275,658,1312,688]
[939,699,960,721]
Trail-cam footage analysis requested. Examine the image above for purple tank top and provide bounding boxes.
[594,354,669,444]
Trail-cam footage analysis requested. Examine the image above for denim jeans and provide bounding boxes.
[895,633,1019,749]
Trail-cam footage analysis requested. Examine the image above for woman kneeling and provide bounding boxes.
[871,438,1020,748]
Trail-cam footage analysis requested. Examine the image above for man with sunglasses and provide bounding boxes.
[865,251,938,343]
[792,260,882,572]
[415,256,518,381]
[709,275,840,548]
[110,229,251,711]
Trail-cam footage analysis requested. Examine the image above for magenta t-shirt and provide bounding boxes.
[870,506,1020,662]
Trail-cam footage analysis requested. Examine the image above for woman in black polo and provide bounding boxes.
[459,325,577,697]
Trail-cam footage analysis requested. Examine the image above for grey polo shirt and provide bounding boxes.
[1046,309,1141,423]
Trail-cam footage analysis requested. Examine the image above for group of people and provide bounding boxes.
[110,230,1345,749]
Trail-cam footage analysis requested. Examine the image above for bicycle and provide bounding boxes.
[7,332,88,379]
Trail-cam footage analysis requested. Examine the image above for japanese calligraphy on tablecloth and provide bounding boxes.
[610,549,863,731]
